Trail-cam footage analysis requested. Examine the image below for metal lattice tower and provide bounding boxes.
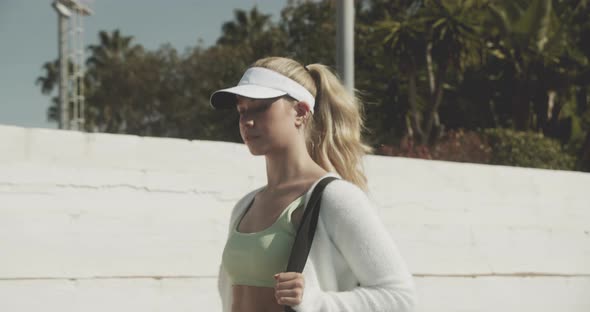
[52,0,92,131]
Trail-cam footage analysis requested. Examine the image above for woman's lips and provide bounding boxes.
[245,135,259,141]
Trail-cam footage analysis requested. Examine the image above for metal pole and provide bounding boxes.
[71,12,78,131]
[54,0,91,131]
[78,7,86,132]
[57,14,69,129]
[336,0,354,94]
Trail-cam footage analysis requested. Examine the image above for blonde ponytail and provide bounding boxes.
[252,57,373,192]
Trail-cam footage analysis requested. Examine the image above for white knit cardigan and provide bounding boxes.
[217,172,417,311]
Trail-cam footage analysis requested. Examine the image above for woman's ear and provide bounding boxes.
[294,101,310,127]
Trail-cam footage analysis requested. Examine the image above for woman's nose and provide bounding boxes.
[240,115,254,127]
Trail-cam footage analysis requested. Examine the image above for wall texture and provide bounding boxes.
[1,124,589,312]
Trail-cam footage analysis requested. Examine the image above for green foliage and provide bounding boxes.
[35,59,68,122]
[483,128,576,170]
[377,16,426,71]
[35,0,590,171]
[279,1,336,65]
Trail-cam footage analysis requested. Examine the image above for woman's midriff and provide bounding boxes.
[232,284,284,312]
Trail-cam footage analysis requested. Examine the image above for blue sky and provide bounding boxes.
[0,0,287,129]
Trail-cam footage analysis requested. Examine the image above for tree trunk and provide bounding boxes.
[426,42,435,95]
[423,62,447,145]
[407,67,423,142]
[541,90,567,140]
[512,79,530,131]
[576,129,590,172]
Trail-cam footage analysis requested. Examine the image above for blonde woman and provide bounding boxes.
[210,56,416,312]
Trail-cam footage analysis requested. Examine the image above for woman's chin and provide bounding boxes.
[248,147,267,156]
[245,144,265,156]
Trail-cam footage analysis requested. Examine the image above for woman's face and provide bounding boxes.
[236,95,297,155]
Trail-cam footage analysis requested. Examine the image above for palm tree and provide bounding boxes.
[216,7,272,46]
[86,29,142,67]
[35,59,75,123]
[36,60,59,95]
[216,7,285,61]
[85,29,144,133]
[484,0,567,131]
[378,14,427,142]
[422,0,483,144]
[378,0,482,145]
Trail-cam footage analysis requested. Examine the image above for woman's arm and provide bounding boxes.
[293,180,417,312]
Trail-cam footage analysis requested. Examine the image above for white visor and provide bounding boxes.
[210,67,315,113]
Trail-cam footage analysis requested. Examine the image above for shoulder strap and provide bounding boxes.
[284,176,338,311]
[283,176,338,311]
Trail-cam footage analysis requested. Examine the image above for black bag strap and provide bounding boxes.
[284,176,339,312]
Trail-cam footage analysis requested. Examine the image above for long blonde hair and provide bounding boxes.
[251,57,373,192]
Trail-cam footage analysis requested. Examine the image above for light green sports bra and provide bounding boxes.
[221,193,305,288]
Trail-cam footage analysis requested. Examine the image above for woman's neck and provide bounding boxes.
[263,143,325,192]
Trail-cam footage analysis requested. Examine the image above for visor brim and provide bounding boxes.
[210,84,287,109]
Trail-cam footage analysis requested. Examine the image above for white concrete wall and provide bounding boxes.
[0,124,588,312]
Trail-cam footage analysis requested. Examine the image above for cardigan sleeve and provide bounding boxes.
[292,180,417,312]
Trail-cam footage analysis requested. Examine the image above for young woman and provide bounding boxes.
[210,57,416,312]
